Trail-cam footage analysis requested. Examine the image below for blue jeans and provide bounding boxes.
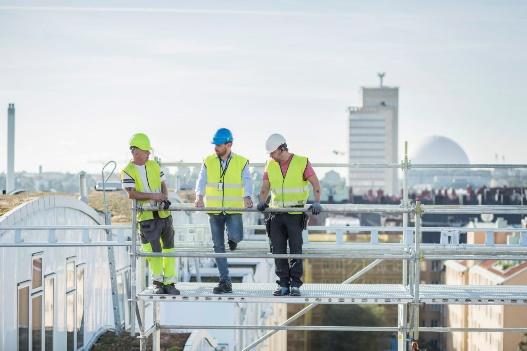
[209,214,243,283]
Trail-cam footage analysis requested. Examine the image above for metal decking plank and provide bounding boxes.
[137,283,412,304]
[420,284,527,304]
[136,283,527,305]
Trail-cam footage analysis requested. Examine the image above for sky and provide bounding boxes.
[0,0,526,173]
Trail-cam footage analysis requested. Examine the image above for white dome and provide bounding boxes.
[411,135,470,164]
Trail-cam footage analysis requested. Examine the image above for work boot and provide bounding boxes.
[290,287,301,296]
[273,286,290,296]
[228,239,237,251]
[164,283,180,295]
[213,281,233,294]
[153,281,165,294]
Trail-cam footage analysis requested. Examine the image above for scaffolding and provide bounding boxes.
[2,157,527,351]
[130,154,527,351]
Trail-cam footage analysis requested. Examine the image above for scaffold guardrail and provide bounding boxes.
[3,157,527,351]
[130,199,527,351]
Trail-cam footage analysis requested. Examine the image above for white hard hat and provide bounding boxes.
[265,133,287,153]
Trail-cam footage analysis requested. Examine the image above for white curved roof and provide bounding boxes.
[411,135,470,164]
[0,195,103,228]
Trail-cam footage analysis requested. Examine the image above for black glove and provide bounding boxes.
[161,200,171,210]
[257,202,269,212]
[309,202,322,215]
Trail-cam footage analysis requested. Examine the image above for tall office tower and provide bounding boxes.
[348,73,399,195]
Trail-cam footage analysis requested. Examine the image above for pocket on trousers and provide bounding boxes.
[140,220,154,232]
[140,220,157,242]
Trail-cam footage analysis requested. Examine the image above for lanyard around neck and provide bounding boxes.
[218,154,232,180]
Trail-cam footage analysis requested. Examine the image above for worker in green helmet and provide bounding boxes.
[121,133,179,295]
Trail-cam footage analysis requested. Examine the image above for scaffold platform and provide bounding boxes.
[137,283,413,304]
[137,283,527,305]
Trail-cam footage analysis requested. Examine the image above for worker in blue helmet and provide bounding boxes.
[195,128,253,294]
[211,128,233,145]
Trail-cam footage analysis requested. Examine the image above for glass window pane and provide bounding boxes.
[66,261,75,291]
[45,277,54,351]
[32,257,43,290]
[76,267,84,349]
[32,295,43,351]
[66,293,75,351]
[18,285,29,351]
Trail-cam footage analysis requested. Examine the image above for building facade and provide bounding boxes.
[444,220,527,351]
[348,75,399,195]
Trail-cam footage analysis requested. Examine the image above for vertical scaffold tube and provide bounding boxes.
[411,201,423,344]
[399,141,410,351]
[130,200,137,336]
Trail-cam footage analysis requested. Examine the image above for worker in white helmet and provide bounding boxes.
[257,134,321,296]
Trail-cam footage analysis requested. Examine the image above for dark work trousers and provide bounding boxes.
[269,213,304,288]
[139,216,175,250]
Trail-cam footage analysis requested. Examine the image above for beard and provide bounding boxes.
[215,148,227,158]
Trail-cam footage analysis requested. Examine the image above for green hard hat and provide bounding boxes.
[129,133,152,151]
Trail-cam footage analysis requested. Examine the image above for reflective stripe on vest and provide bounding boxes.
[121,160,171,222]
[204,153,248,214]
[266,155,309,214]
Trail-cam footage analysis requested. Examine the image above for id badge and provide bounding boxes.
[217,182,224,191]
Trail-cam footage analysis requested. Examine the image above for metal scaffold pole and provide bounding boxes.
[130,200,138,337]
[99,161,124,334]
[153,302,161,351]
[399,141,410,351]
[409,201,423,349]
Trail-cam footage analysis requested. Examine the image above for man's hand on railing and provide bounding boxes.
[195,196,204,208]
[309,202,322,215]
[244,196,253,208]
[257,202,269,212]
[160,200,171,210]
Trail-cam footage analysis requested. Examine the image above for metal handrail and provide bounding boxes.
[161,162,402,169]
[161,161,527,170]
[2,223,526,233]
[137,203,527,215]
[158,325,527,333]
[135,251,410,259]
[0,225,130,230]
[422,204,527,214]
[101,160,117,219]
[138,203,413,214]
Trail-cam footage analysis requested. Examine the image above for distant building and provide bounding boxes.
[444,219,527,351]
[319,170,348,202]
[348,73,399,195]
[408,135,486,190]
[412,135,470,165]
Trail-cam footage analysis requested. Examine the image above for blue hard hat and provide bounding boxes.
[211,128,233,145]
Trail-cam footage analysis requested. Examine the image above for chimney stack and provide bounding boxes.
[6,103,15,193]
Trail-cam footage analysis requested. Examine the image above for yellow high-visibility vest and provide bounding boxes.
[204,153,248,214]
[121,160,170,222]
[266,155,309,214]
